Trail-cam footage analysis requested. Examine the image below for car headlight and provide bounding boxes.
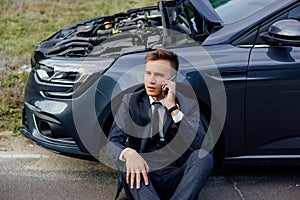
[32,57,115,98]
[35,58,115,85]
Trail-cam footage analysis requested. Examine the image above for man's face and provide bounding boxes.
[144,59,175,101]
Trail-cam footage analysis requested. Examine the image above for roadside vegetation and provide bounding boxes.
[0,0,156,132]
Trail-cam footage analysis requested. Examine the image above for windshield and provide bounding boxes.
[209,0,278,24]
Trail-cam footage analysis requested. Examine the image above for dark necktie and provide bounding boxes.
[151,102,161,139]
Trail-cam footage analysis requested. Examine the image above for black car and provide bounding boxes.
[22,0,300,166]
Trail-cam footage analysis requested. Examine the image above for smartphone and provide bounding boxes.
[162,74,176,96]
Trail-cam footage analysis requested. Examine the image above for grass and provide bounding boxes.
[0,0,156,132]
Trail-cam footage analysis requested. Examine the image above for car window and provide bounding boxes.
[210,0,277,24]
[253,3,300,45]
[288,5,300,19]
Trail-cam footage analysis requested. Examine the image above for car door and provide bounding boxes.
[246,4,300,157]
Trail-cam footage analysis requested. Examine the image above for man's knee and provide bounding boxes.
[120,171,151,191]
[189,149,214,171]
[119,171,160,200]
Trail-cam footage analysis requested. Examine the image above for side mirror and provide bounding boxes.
[261,19,300,46]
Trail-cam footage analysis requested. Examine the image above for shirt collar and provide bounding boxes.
[149,96,165,106]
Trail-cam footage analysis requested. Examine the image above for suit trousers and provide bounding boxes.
[120,149,213,200]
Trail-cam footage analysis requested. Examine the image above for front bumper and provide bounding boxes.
[21,70,114,161]
[21,129,96,160]
[21,103,97,161]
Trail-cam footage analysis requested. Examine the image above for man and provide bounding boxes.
[106,48,213,200]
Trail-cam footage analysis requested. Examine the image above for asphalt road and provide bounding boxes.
[0,133,299,200]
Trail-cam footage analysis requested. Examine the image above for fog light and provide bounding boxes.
[39,121,52,137]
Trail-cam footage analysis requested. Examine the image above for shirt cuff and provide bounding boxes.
[172,111,184,123]
[119,147,131,162]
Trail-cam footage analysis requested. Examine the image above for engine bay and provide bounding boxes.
[35,1,200,59]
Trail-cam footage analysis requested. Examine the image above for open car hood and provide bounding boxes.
[33,0,223,62]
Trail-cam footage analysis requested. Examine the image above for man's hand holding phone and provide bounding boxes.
[162,74,176,97]
[162,75,178,115]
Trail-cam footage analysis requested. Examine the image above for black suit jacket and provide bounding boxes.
[105,88,205,169]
